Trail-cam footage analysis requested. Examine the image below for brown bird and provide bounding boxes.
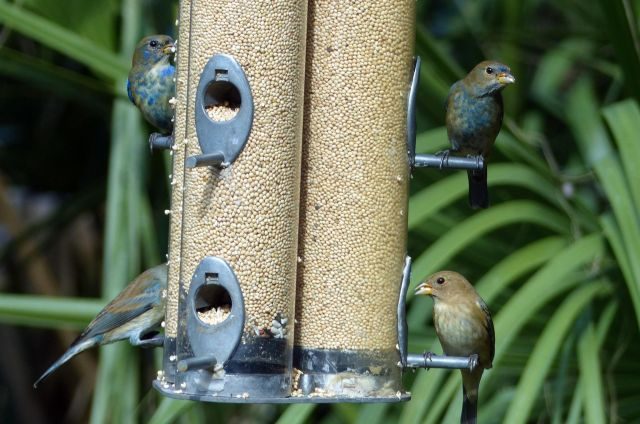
[414,271,495,424]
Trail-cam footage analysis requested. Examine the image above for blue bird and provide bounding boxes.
[33,264,167,388]
[127,35,176,134]
[445,61,515,209]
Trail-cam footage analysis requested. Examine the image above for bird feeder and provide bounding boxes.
[154,0,482,404]
[157,0,307,401]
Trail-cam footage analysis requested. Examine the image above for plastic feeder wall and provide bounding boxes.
[294,1,415,400]
[156,0,308,401]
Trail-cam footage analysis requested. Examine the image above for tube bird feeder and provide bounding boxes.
[153,0,481,405]
[156,0,308,401]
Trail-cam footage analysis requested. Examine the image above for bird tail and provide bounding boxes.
[33,337,97,388]
[461,385,478,424]
[467,167,489,209]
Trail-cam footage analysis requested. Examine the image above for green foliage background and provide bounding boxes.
[1,0,639,422]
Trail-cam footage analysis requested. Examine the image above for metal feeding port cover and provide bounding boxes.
[183,256,245,371]
[188,54,254,168]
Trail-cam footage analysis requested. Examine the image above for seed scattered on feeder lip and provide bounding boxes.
[180,382,187,389]
[241,392,249,399]
[292,368,303,390]
[396,391,402,399]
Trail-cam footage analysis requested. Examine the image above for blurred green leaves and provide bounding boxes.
[1,0,640,423]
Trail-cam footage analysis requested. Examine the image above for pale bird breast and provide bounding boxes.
[433,301,488,359]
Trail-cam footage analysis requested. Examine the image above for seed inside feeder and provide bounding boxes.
[197,304,231,325]
[206,101,239,122]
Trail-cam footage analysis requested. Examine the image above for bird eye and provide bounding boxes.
[485,67,494,75]
[149,40,158,48]
[436,277,445,285]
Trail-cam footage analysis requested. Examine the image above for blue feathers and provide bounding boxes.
[127,35,176,134]
[127,79,134,104]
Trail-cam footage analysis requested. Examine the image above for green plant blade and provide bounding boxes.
[503,282,611,423]
[0,294,101,329]
[410,200,570,292]
[578,324,608,424]
[148,398,195,424]
[602,100,640,212]
[0,1,128,80]
[276,404,316,424]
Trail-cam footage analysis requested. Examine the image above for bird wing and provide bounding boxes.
[127,79,135,104]
[445,81,461,112]
[477,297,495,366]
[73,271,164,345]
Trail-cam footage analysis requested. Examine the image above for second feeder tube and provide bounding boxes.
[294,1,415,398]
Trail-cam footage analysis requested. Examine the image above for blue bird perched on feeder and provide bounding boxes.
[444,60,515,209]
[33,264,167,388]
[127,35,176,134]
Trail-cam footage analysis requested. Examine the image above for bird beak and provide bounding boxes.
[163,43,176,55]
[497,72,516,85]
[414,282,433,296]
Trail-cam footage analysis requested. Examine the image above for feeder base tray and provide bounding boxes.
[153,380,410,403]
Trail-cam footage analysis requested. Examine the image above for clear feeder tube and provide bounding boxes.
[157,0,307,401]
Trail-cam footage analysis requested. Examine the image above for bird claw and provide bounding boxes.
[422,351,435,369]
[467,353,479,371]
[467,154,485,172]
[435,150,450,169]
